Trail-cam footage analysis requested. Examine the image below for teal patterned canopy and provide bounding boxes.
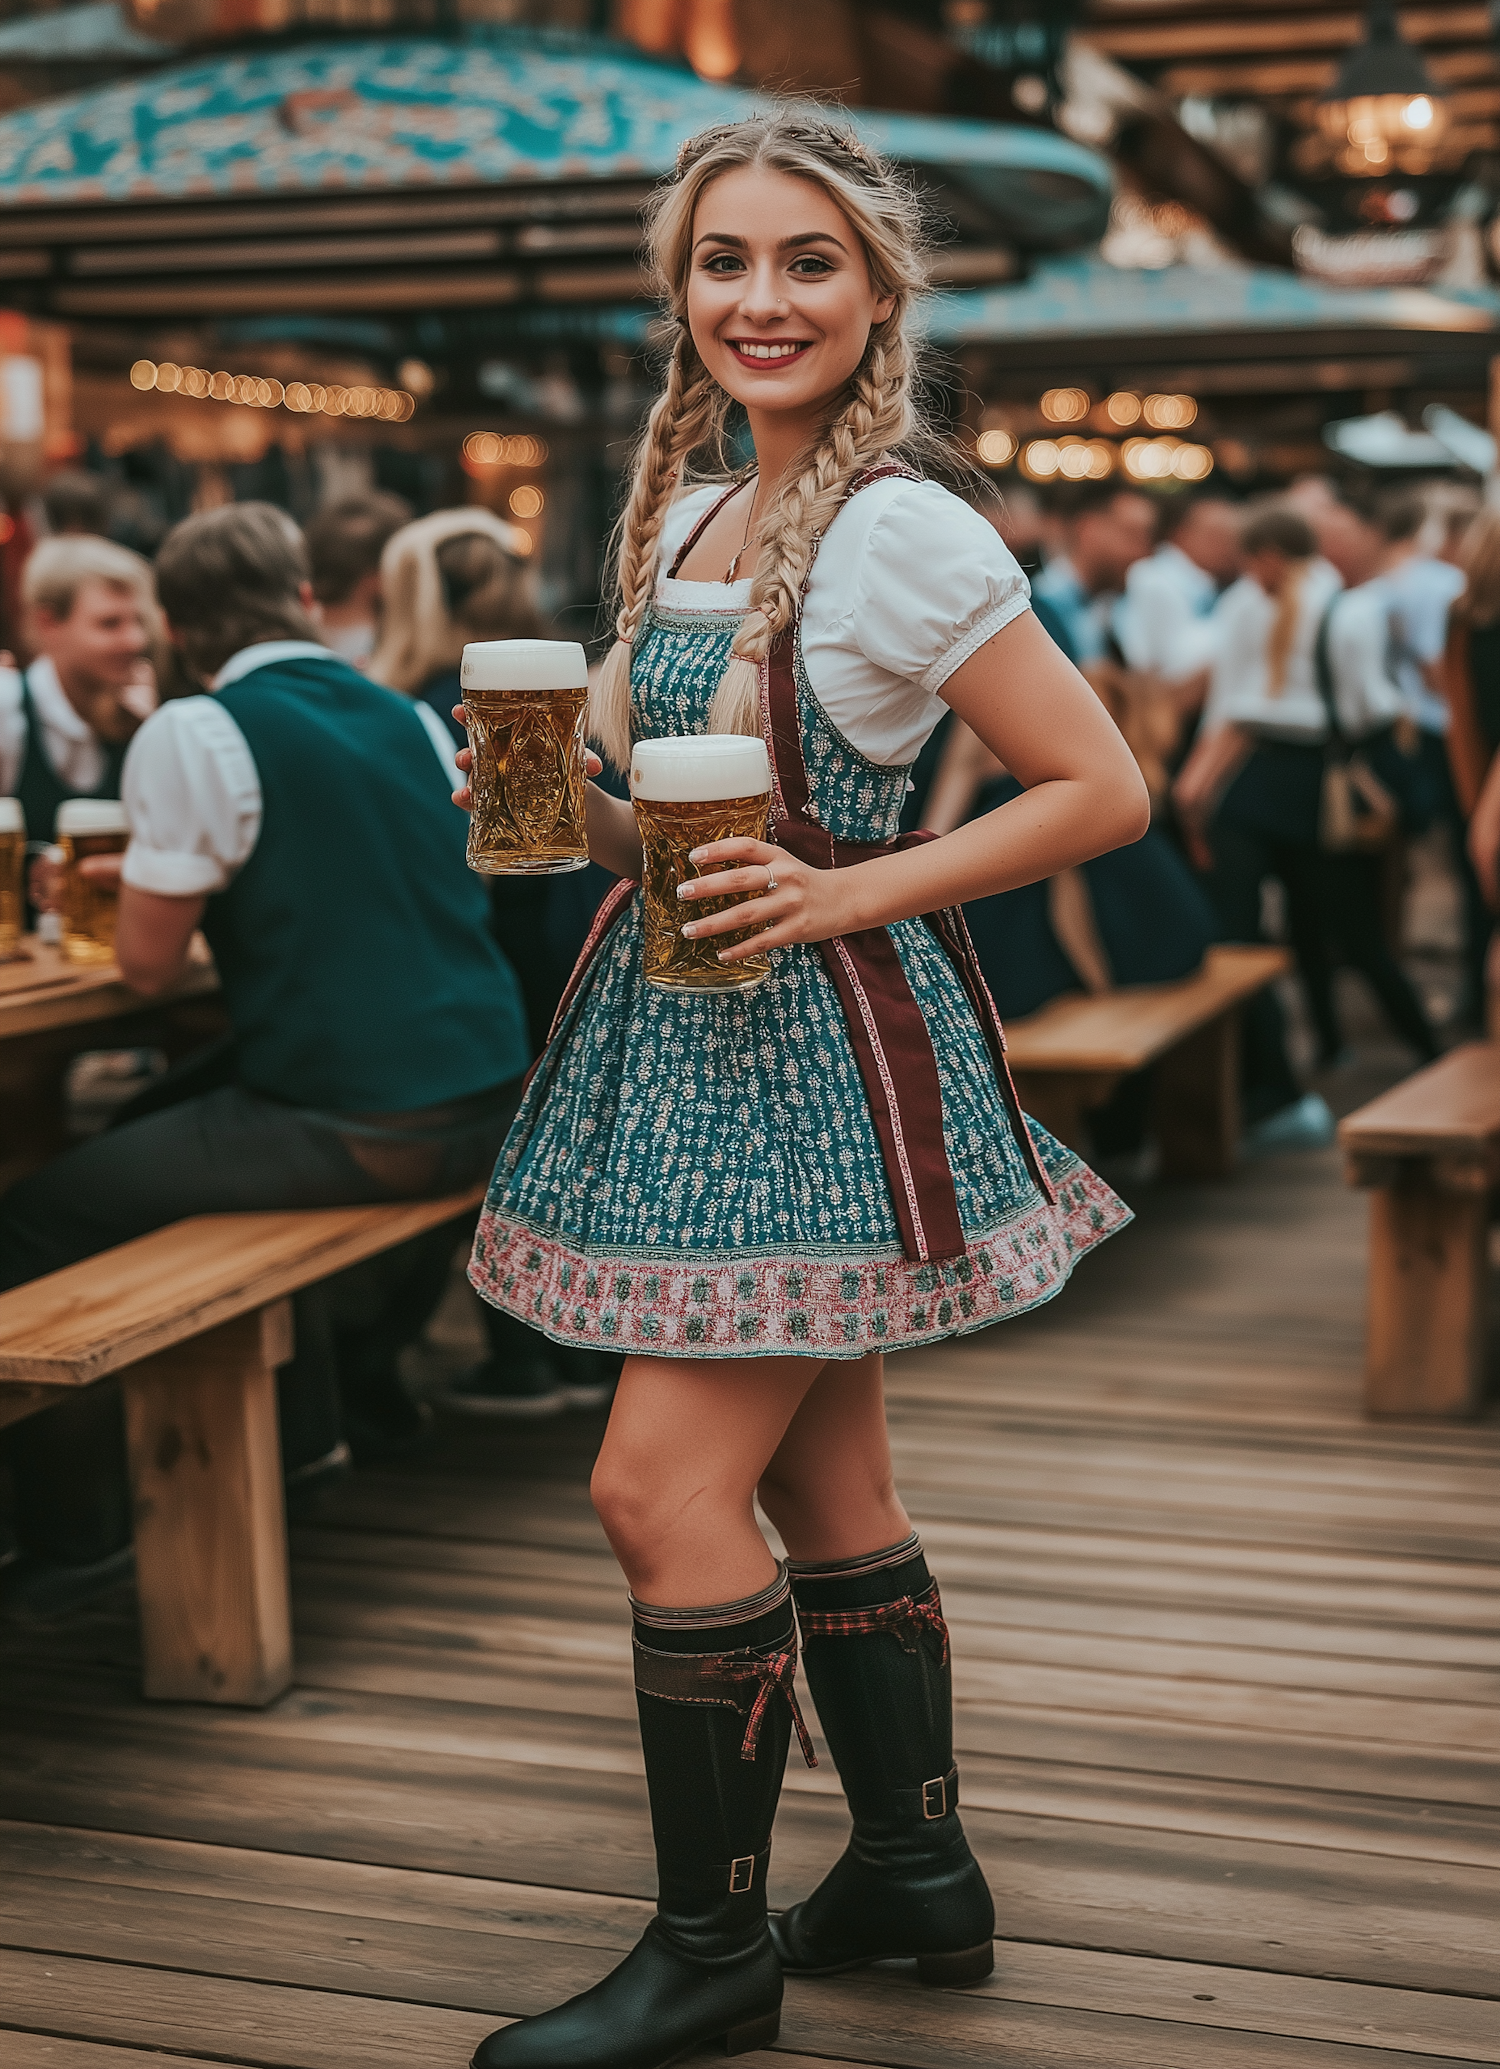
[0,26,1111,228]
[923,254,1500,343]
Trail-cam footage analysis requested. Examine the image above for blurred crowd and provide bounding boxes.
[2,460,1497,1608]
[926,469,1500,1157]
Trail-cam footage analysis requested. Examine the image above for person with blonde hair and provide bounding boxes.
[368,507,618,1422]
[368,506,540,709]
[1,534,160,838]
[457,112,1148,2069]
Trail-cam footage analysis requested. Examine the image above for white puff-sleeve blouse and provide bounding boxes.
[655,474,1032,767]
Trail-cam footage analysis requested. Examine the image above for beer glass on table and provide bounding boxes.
[462,638,590,875]
[57,798,128,966]
[630,736,774,995]
[0,798,25,962]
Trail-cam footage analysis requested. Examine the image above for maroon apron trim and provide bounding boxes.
[762,461,1054,1252]
[525,875,637,1092]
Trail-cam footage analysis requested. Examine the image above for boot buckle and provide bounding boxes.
[921,1775,948,1820]
[728,1855,756,1894]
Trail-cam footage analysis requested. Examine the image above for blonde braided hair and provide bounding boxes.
[589,110,939,772]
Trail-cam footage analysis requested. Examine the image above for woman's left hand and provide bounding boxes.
[677,838,855,963]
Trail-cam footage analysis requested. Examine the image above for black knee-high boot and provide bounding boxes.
[770,1534,994,1986]
[473,1568,815,2069]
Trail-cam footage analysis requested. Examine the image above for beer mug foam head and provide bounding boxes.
[56,799,128,837]
[461,638,588,692]
[630,736,772,803]
[0,798,24,835]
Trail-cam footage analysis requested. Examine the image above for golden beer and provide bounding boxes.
[462,638,590,876]
[57,798,128,966]
[0,798,25,962]
[630,737,773,995]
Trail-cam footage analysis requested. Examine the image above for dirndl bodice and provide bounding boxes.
[469,496,1128,1359]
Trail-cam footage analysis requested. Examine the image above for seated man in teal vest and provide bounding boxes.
[0,502,535,1610]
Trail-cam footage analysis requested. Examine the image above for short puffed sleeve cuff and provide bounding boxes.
[121,696,263,897]
[851,480,1032,697]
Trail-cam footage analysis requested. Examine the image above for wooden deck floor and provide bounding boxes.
[1,1141,1497,2069]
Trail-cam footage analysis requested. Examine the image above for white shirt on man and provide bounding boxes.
[657,476,1031,765]
[1201,561,1403,741]
[1116,541,1222,681]
[1380,554,1464,734]
[120,641,456,898]
[0,654,110,800]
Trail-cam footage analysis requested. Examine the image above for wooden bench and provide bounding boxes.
[0,1185,485,1704]
[1339,1044,1500,1419]
[1004,943,1291,1178]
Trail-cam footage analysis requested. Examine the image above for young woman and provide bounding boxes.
[455,113,1148,2069]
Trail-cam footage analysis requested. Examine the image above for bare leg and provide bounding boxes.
[590,1351,826,1603]
[757,1351,911,1563]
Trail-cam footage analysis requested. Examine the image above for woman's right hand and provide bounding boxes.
[449,706,602,811]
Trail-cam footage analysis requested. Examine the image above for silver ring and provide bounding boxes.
[764,867,778,894]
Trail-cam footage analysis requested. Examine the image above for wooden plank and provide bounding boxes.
[4,1862,1499,2063]
[1,1939,1492,2069]
[0,1949,499,2069]
[1339,1044,1500,1156]
[1004,947,1289,1076]
[2,1706,1495,1994]
[122,1304,293,1706]
[0,936,218,1042]
[0,1186,486,1387]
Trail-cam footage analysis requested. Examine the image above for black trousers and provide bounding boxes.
[0,1052,522,1565]
[1210,814,1438,1066]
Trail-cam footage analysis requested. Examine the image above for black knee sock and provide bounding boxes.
[786,1530,931,1614]
[631,1566,798,1655]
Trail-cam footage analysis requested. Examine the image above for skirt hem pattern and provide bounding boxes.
[468,1166,1130,1360]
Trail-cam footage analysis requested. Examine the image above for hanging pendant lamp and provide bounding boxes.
[1316,0,1447,174]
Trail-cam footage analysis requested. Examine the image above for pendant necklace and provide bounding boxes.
[723,477,758,584]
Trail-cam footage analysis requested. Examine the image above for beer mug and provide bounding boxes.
[0,798,25,962]
[630,736,774,995]
[462,638,590,876]
[57,798,129,966]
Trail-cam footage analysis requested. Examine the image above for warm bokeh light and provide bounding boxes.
[127,360,413,421]
[463,431,550,470]
[976,428,1017,467]
[1104,391,1142,427]
[1040,387,1091,424]
[1142,392,1198,431]
[1022,436,1114,482]
[1122,437,1213,481]
[508,483,545,519]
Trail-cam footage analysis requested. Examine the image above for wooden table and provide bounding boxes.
[0,937,224,1192]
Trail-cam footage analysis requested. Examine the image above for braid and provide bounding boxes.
[589,331,722,771]
[704,326,914,739]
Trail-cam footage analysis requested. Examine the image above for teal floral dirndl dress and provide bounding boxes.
[470,488,1129,1360]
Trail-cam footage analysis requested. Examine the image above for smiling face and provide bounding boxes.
[686,162,894,428]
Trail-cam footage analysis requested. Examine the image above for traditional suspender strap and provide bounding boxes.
[762,463,1052,1265]
[664,475,753,579]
